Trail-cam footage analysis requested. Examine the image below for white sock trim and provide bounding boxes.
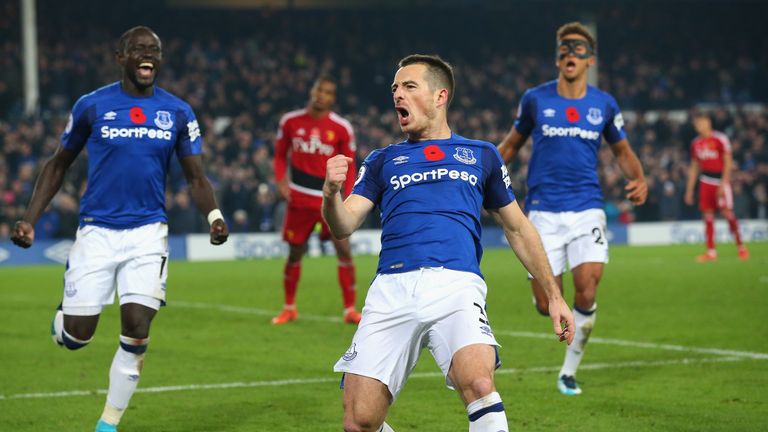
[62,328,92,344]
[467,391,503,416]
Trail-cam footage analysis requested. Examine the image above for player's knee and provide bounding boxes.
[575,297,596,312]
[465,376,495,401]
[120,305,156,339]
[60,318,97,350]
[121,323,150,340]
[343,417,381,432]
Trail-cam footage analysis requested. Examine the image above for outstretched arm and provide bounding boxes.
[610,139,648,205]
[322,155,374,239]
[489,202,574,344]
[179,155,229,245]
[496,127,528,164]
[11,147,78,248]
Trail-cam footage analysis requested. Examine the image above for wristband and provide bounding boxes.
[207,209,224,225]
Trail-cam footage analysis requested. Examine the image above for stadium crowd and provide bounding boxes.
[1,2,767,238]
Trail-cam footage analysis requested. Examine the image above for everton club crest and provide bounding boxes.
[154,111,174,130]
[453,147,477,165]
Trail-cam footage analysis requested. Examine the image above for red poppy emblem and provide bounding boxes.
[566,107,580,123]
[130,107,147,124]
[423,145,445,161]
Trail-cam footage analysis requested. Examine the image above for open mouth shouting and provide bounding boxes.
[137,62,155,80]
[396,106,411,127]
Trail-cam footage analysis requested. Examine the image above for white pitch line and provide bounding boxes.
[494,330,768,360]
[172,301,768,360]
[0,356,745,401]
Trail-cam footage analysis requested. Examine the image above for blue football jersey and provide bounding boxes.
[514,80,626,212]
[353,133,515,277]
[61,82,202,229]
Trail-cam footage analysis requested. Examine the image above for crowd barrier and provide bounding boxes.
[1,220,765,267]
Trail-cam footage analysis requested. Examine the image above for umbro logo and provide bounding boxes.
[392,155,409,165]
[104,111,117,120]
[543,108,556,118]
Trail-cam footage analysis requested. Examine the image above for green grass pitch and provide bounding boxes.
[1,243,766,431]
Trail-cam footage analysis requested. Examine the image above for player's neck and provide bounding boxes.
[121,79,154,97]
[307,106,330,119]
[407,122,451,142]
[556,76,588,99]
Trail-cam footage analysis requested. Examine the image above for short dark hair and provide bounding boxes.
[117,26,159,54]
[313,75,337,88]
[398,54,455,105]
[556,22,597,52]
[692,111,711,121]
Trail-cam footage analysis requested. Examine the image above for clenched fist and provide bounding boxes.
[324,155,354,197]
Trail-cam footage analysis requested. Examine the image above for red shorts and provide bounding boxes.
[699,181,732,212]
[282,205,332,245]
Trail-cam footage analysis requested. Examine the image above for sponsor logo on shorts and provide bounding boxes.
[342,343,358,361]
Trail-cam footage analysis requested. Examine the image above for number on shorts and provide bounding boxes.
[160,255,167,278]
[473,302,489,325]
[592,227,604,245]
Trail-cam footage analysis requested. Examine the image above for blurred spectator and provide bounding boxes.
[2,3,767,238]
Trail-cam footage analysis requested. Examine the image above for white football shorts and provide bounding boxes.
[62,222,169,316]
[333,267,500,400]
[527,208,609,277]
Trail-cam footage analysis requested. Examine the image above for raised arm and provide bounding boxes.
[496,127,528,164]
[489,201,574,344]
[322,155,374,239]
[11,147,78,248]
[610,138,648,205]
[179,155,229,245]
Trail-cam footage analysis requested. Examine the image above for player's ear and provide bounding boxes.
[435,88,449,108]
[588,56,596,66]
